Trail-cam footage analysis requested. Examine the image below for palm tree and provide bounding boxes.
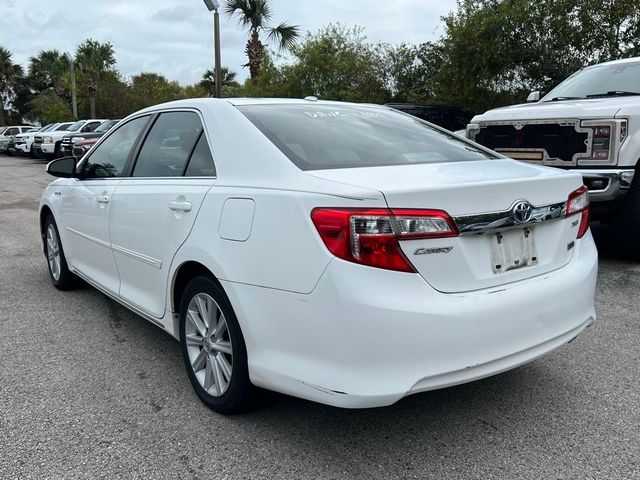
[28,50,70,96]
[0,46,24,126]
[200,67,239,96]
[75,39,116,118]
[224,0,300,82]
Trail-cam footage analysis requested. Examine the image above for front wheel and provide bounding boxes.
[611,169,640,260]
[179,275,255,414]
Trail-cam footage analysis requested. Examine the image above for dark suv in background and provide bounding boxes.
[385,104,475,132]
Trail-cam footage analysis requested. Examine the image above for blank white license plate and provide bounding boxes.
[491,228,538,274]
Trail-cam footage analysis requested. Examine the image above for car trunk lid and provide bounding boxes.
[309,160,585,293]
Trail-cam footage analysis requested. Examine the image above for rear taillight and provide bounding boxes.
[311,208,459,272]
[566,186,590,239]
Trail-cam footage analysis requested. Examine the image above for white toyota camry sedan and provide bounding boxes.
[40,98,597,414]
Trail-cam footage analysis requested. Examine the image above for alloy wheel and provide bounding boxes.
[185,293,233,397]
[46,224,61,281]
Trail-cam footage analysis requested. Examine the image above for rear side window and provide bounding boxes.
[184,133,216,176]
[82,116,149,179]
[239,104,496,170]
[133,112,203,177]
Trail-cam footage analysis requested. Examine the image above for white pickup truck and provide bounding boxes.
[33,119,106,159]
[467,57,640,254]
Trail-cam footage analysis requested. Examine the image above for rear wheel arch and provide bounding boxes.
[172,261,221,335]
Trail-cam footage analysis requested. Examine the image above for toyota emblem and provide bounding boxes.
[513,201,533,224]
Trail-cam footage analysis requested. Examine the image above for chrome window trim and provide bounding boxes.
[454,200,567,235]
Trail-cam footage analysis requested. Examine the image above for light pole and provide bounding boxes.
[203,0,222,98]
[65,52,78,119]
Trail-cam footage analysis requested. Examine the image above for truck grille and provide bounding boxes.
[34,136,43,145]
[475,123,588,163]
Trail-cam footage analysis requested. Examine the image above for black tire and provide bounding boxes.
[611,169,640,260]
[179,275,255,414]
[53,142,61,159]
[29,145,37,159]
[44,215,80,290]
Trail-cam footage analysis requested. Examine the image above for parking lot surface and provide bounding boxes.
[1,154,639,479]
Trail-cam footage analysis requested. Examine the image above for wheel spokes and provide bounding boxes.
[185,292,233,397]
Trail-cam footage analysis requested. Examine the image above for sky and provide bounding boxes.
[1,0,457,85]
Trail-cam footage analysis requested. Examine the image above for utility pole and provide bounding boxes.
[67,53,78,119]
[203,0,222,98]
[214,9,222,98]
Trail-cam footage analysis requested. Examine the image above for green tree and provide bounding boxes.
[200,67,240,96]
[27,50,70,96]
[0,46,24,126]
[26,91,72,124]
[128,72,184,111]
[224,0,300,82]
[75,39,116,118]
[426,0,640,112]
[281,24,390,103]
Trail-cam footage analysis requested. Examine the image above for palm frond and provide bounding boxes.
[267,22,301,51]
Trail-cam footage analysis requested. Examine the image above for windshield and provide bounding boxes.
[67,121,85,132]
[0,128,6,135]
[39,124,54,132]
[239,104,496,170]
[543,61,640,101]
[95,120,118,133]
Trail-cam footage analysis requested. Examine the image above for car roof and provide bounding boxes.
[132,97,383,115]
[586,56,640,68]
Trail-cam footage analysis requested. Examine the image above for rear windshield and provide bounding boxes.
[238,104,496,170]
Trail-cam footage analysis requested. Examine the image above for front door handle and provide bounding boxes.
[168,200,192,212]
[96,195,110,204]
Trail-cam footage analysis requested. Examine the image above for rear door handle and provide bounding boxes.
[168,200,192,212]
[96,195,110,204]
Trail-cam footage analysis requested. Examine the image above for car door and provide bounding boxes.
[109,110,216,318]
[58,115,150,294]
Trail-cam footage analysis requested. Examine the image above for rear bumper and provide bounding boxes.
[223,231,598,408]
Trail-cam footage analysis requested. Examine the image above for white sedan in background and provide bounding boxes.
[40,98,597,414]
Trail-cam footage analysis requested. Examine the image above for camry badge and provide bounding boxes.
[414,246,454,255]
[513,201,533,224]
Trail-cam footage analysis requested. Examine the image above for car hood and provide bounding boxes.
[472,96,639,123]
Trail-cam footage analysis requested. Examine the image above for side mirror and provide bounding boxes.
[526,90,541,103]
[46,156,77,178]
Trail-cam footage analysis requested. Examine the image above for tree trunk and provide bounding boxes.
[89,94,96,119]
[0,104,5,127]
[245,30,265,84]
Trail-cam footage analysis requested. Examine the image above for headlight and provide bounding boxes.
[579,119,628,162]
[43,136,54,144]
[71,137,85,143]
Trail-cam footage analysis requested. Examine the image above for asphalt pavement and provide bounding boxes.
[0,154,638,479]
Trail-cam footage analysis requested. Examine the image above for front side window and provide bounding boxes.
[83,121,102,132]
[132,111,203,177]
[5,127,19,136]
[82,116,149,179]
[239,104,496,170]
